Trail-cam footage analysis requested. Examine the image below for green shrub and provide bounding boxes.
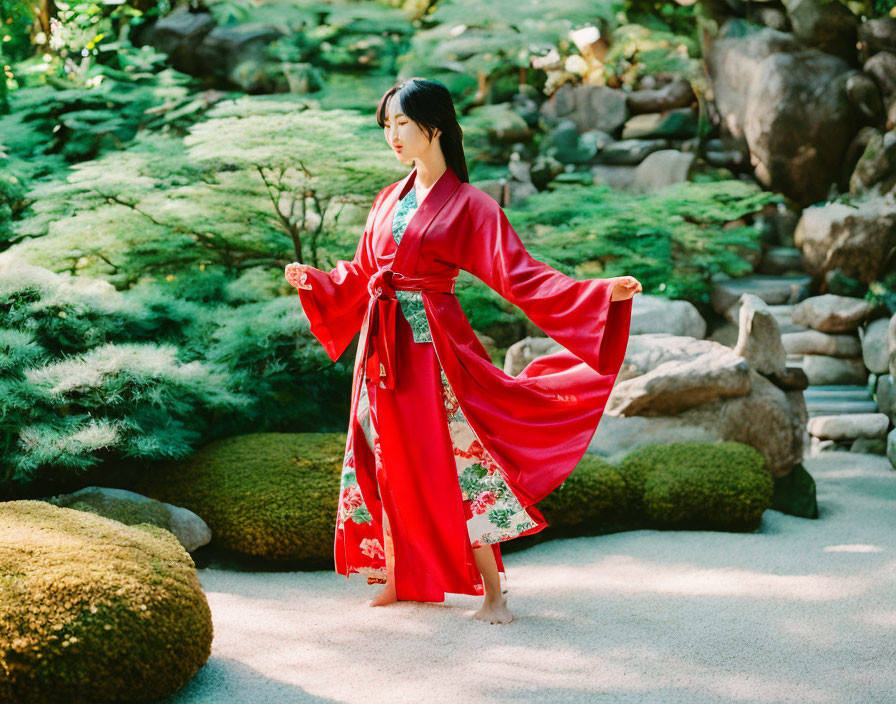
[0,500,212,704]
[132,433,346,562]
[618,441,774,531]
[537,453,630,533]
[0,257,349,493]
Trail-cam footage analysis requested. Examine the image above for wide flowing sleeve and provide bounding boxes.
[465,198,632,376]
[287,188,385,362]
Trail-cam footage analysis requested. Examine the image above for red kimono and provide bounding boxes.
[289,165,632,603]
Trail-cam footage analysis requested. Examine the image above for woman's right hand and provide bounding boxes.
[285,263,313,290]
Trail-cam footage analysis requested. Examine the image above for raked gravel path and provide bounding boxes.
[157,452,895,704]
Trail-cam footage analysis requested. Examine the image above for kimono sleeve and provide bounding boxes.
[465,199,632,376]
[287,189,384,362]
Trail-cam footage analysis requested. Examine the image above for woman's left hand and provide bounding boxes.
[609,276,642,302]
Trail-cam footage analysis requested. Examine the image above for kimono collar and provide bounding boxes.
[391,166,462,275]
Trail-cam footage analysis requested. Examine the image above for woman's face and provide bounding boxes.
[383,93,441,166]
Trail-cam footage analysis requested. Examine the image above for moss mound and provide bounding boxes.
[132,432,345,561]
[537,454,631,532]
[0,500,212,704]
[617,441,774,531]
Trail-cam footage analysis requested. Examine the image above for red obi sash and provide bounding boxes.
[364,267,456,390]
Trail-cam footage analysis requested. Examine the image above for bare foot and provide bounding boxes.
[368,581,398,607]
[472,594,514,624]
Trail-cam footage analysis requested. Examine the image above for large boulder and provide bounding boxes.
[43,486,211,552]
[791,293,875,332]
[540,83,629,135]
[781,0,860,64]
[793,195,896,284]
[606,345,751,416]
[504,295,706,376]
[706,21,861,205]
[0,500,212,703]
[593,333,808,476]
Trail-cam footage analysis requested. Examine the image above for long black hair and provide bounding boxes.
[376,77,470,184]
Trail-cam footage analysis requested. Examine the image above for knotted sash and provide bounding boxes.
[364,267,456,390]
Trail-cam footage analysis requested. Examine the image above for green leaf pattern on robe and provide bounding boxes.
[392,188,433,343]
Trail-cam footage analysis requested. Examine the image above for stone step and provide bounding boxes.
[806,401,880,417]
[804,384,872,397]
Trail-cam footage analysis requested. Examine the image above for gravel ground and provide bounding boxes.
[157,452,896,704]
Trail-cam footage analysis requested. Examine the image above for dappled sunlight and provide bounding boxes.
[513,554,870,601]
[823,544,884,552]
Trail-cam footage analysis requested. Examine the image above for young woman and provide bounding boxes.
[286,78,640,625]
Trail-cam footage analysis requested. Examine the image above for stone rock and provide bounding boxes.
[706,21,860,206]
[45,486,212,552]
[541,83,629,135]
[543,119,596,164]
[592,369,807,476]
[845,72,886,123]
[768,304,811,334]
[771,462,818,518]
[580,129,616,154]
[704,148,749,169]
[757,7,790,32]
[764,364,810,392]
[759,247,805,275]
[794,194,896,283]
[711,275,811,320]
[613,334,719,381]
[707,320,740,348]
[606,348,751,416]
[473,179,506,205]
[504,336,564,377]
[733,293,787,376]
[888,427,896,468]
[791,293,875,333]
[781,0,860,64]
[147,10,216,75]
[864,51,896,109]
[195,23,285,78]
[595,138,669,165]
[858,17,896,58]
[890,314,896,379]
[590,164,638,190]
[628,294,707,339]
[802,355,868,385]
[807,413,890,440]
[861,316,893,374]
[781,329,862,357]
[630,149,696,193]
[849,129,896,196]
[875,373,895,423]
[626,79,695,114]
[621,108,699,140]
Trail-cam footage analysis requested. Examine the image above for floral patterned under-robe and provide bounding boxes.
[341,186,542,584]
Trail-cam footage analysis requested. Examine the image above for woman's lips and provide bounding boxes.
[395,146,403,151]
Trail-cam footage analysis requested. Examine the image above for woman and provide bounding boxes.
[286,78,641,625]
